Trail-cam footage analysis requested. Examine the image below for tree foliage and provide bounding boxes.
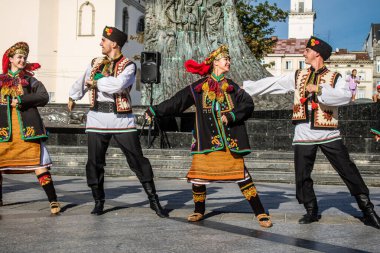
[236,0,288,60]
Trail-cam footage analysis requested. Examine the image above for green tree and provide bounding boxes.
[236,0,288,60]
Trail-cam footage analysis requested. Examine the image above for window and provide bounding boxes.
[358,71,366,81]
[299,61,305,69]
[357,89,365,99]
[298,2,304,13]
[78,1,95,36]
[377,60,380,73]
[136,16,144,33]
[122,7,129,36]
[285,61,292,70]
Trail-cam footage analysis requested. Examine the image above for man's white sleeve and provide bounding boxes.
[96,63,136,94]
[243,73,295,96]
[317,76,351,106]
[69,64,91,100]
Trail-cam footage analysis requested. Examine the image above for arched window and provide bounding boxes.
[78,1,95,36]
[136,16,145,33]
[122,7,129,36]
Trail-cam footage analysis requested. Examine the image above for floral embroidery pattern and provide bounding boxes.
[0,127,9,140]
[227,138,239,150]
[38,174,52,186]
[193,193,206,202]
[23,126,36,138]
[293,104,301,114]
[211,135,223,149]
[322,110,333,121]
[242,186,257,200]
[0,74,26,101]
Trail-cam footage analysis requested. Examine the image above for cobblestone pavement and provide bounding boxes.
[1,174,379,253]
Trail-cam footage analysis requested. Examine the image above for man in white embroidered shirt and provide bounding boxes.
[243,36,380,229]
[68,26,166,218]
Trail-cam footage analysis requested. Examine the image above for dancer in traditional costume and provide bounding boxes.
[68,26,166,217]
[244,36,380,229]
[0,42,60,214]
[145,45,272,228]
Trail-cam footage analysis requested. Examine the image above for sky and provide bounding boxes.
[254,0,380,51]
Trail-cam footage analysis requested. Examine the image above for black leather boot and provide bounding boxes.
[299,199,319,224]
[90,186,105,215]
[355,194,380,229]
[142,180,168,218]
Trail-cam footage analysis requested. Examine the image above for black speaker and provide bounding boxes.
[141,52,161,84]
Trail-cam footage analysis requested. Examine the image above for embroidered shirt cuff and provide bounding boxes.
[370,128,380,136]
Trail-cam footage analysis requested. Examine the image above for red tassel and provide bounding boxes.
[311,101,319,109]
[184,59,210,76]
[25,63,41,71]
[2,49,10,74]
[300,97,307,104]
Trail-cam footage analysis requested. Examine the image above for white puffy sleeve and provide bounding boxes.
[243,73,296,96]
[317,75,351,106]
[96,63,136,94]
[69,64,92,100]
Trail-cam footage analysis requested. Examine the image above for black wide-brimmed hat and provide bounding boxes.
[102,26,128,47]
[306,36,332,61]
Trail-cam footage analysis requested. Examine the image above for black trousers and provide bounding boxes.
[86,131,154,187]
[294,139,369,204]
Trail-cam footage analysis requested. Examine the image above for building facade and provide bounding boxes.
[263,0,313,76]
[363,24,380,89]
[326,50,374,100]
[288,0,315,39]
[263,38,308,76]
[0,0,145,104]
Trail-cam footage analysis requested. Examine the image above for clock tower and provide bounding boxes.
[288,0,315,39]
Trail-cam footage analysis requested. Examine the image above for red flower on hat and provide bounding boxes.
[310,39,320,47]
[105,28,113,36]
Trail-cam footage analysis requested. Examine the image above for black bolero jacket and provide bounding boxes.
[147,77,254,156]
[0,75,49,142]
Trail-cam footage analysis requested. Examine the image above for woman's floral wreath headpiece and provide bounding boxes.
[2,42,40,75]
[184,45,230,76]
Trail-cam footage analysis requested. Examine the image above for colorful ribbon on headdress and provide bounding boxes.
[184,45,230,76]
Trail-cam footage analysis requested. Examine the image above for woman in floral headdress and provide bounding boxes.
[0,42,60,214]
[145,45,272,227]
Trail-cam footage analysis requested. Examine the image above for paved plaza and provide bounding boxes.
[0,174,379,253]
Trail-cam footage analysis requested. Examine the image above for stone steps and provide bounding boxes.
[47,145,380,186]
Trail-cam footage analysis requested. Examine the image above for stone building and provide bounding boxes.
[288,0,315,39]
[363,24,380,89]
[263,0,314,75]
[0,0,145,104]
[263,38,308,76]
[325,49,374,100]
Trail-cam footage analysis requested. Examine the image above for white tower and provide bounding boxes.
[288,0,315,39]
